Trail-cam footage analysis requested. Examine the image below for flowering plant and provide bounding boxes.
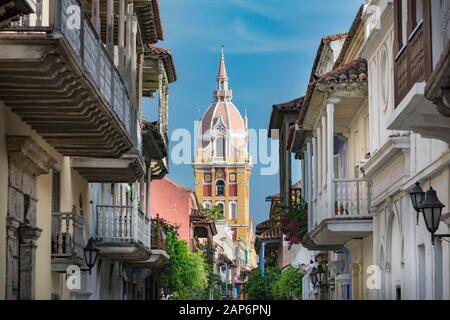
[278,196,308,245]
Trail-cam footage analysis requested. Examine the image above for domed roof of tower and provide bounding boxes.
[198,48,247,150]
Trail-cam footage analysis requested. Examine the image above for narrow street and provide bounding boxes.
[0,0,449,305]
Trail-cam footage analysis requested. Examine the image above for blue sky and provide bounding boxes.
[144,0,363,226]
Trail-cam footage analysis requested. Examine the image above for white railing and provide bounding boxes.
[96,205,150,249]
[312,179,372,227]
[334,179,371,218]
[96,205,133,241]
[52,207,84,259]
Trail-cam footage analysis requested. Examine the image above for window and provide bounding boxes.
[216,202,225,215]
[216,180,225,196]
[380,48,389,111]
[364,115,370,158]
[396,285,402,300]
[418,244,426,300]
[353,130,360,172]
[434,242,443,300]
[216,123,226,134]
[52,169,61,213]
[111,183,115,204]
[215,136,226,157]
[229,201,238,220]
[203,201,212,210]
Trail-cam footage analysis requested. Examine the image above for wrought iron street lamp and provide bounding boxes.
[409,182,425,225]
[316,265,327,287]
[310,267,318,288]
[419,187,449,245]
[83,237,99,274]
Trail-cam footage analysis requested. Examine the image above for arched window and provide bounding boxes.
[216,202,224,214]
[216,180,225,196]
[203,201,212,209]
[229,201,238,220]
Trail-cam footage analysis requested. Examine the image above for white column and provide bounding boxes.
[312,135,318,201]
[303,146,308,205]
[312,135,318,230]
[327,102,335,216]
[322,114,327,190]
[301,157,306,200]
[317,127,322,192]
[306,140,313,228]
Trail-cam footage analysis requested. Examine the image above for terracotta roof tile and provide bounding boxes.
[260,225,282,240]
[151,0,164,41]
[146,44,177,83]
[273,96,304,112]
[256,219,278,233]
[269,97,304,136]
[316,58,368,85]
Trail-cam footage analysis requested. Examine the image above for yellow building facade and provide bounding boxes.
[193,50,256,269]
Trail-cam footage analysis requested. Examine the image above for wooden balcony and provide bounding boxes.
[96,205,151,261]
[0,0,137,158]
[151,215,169,252]
[310,179,373,246]
[51,207,85,273]
[394,22,432,107]
[131,215,169,269]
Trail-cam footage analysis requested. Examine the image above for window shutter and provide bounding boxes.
[52,169,61,213]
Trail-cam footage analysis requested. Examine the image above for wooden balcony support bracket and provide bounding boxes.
[83,0,164,45]
[0,0,138,158]
[71,152,146,183]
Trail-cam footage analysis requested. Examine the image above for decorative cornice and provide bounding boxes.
[6,136,56,176]
[361,135,410,178]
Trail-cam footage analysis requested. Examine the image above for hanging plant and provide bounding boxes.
[278,195,308,245]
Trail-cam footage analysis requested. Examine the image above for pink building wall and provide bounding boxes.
[149,178,198,242]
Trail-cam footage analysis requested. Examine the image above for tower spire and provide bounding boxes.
[214,45,232,102]
[217,45,228,88]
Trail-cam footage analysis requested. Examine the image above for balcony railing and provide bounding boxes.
[96,205,150,249]
[51,207,84,272]
[313,179,372,227]
[334,179,371,218]
[0,0,137,148]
